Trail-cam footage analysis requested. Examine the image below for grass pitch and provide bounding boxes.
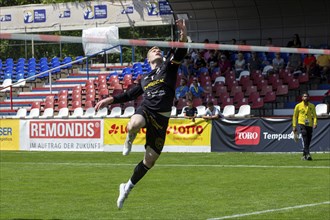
[0,151,329,220]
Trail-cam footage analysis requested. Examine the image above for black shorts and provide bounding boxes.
[135,105,169,155]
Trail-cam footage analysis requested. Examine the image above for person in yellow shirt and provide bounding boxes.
[316,54,330,80]
[292,92,317,160]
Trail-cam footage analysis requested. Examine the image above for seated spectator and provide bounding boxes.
[178,56,191,78]
[265,37,274,47]
[272,52,285,73]
[234,52,246,78]
[183,99,198,122]
[316,54,330,80]
[287,34,302,48]
[190,78,206,99]
[218,54,232,75]
[175,78,189,100]
[207,50,218,74]
[248,52,262,73]
[191,52,206,77]
[286,53,302,74]
[202,101,222,120]
[303,54,317,76]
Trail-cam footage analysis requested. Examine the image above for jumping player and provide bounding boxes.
[94,19,187,209]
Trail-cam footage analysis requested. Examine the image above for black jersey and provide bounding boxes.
[113,48,187,112]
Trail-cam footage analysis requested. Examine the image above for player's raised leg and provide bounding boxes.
[123,114,146,156]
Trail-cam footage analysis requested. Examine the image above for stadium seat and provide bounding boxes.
[26,108,40,119]
[214,84,228,97]
[95,107,108,118]
[54,107,69,118]
[170,106,177,117]
[222,105,235,118]
[245,85,257,96]
[221,97,234,109]
[108,106,122,117]
[120,106,135,118]
[39,108,54,118]
[0,79,12,92]
[70,107,84,118]
[84,100,94,109]
[259,85,273,96]
[212,76,225,87]
[236,97,249,108]
[315,103,328,116]
[177,106,187,118]
[196,105,206,117]
[12,108,27,118]
[234,104,251,118]
[82,107,95,118]
[230,85,242,97]
[276,85,288,96]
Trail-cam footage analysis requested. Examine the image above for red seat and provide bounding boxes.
[270,79,283,91]
[72,89,82,97]
[211,71,222,82]
[58,95,68,102]
[98,84,108,91]
[214,85,228,97]
[44,101,54,109]
[109,78,120,90]
[276,85,288,96]
[123,74,133,82]
[251,97,264,109]
[248,91,260,104]
[192,98,203,107]
[259,85,273,96]
[267,74,279,86]
[86,88,96,97]
[245,85,257,96]
[71,100,82,109]
[85,79,95,87]
[123,79,133,90]
[58,90,68,97]
[109,75,119,81]
[230,85,242,97]
[72,94,81,101]
[298,72,309,84]
[282,73,294,84]
[236,97,249,108]
[263,91,276,103]
[84,100,94,109]
[279,69,290,79]
[220,97,233,109]
[99,88,109,99]
[240,77,253,92]
[31,101,41,110]
[85,93,95,101]
[176,98,187,111]
[288,78,300,90]
[233,91,244,104]
[256,79,268,91]
[58,100,68,109]
[219,92,230,104]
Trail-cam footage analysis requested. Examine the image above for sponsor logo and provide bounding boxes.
[84,5,107,20]
[235,126,260,145]
[0,127,12,136]
[107,124,204,135]
[121,6,134,14]
[24,9,46,23]
[30,121,100,139]
[263,131,298,141]
[59,10,70,18]
[0,15,11,22]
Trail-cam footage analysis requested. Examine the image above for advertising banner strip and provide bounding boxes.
[211,118,330,152]
[0,119,20,150]
[104,118,211,146]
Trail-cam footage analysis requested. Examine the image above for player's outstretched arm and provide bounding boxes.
[176,19,187,42]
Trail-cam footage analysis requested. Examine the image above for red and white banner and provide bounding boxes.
[21,119,103,151]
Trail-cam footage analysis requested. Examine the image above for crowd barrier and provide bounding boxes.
[1,117,329,152]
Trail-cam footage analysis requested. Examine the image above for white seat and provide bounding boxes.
[196,105,206,117]
[120,106,135,118]
[212,76,226,86]
[82,107,95,118]
[0,79,12,92]
[12,79,26,88]
[315,103,328,116]
[12,108,27,118]
[234,104,251,118]
[222,105,235,118]
[236,70,250,80]
[54,108,69,118]
[214,105,221,112]
[39,108,54,118]
[262,65,273,76]
[170,106,177,117]
[95,107,108,118]
[69,107,84,118]
[26,108,40,119]
[177,106,188,117]
[108,106,122,117]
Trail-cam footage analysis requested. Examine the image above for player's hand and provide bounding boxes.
[95,96,114,111]
[176,19,187,42]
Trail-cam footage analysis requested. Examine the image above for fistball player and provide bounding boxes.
[95,19,188,209]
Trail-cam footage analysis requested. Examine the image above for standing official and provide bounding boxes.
[292,92,317,160]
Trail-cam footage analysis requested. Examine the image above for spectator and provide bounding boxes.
[207,50,218,74]
[272,52,285,73]
[218,54,232,75]
[183,99,198,122]
[202,101,222,120]
[248,52,262,73]
[234,52,246,78]
[191,52,206,77]
[322,90,330,114]
[189,78,206,99]
[316,54,330,80]
[287,34,302,48]
[231,38,237,45]
[265,37,274,47]
[175,78,189,100]
[286,53,302,74]
[303,54,317,76]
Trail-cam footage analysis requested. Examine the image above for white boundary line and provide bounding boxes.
[207,201,330,220]
[0,162,329,169]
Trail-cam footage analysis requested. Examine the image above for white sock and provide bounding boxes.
[125,179,134,192]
